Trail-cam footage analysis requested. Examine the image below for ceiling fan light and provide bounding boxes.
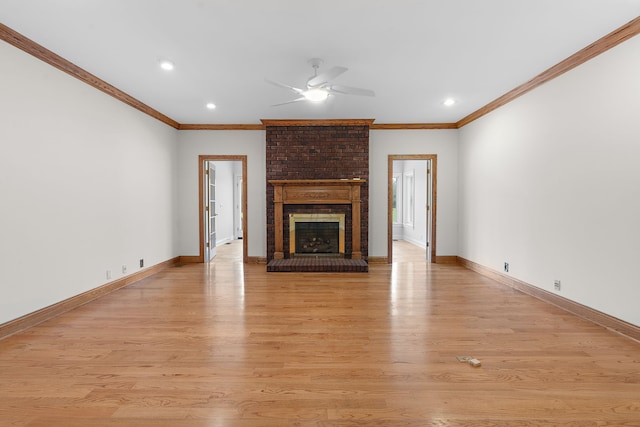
[159,60,174,71]
[303,88,329,102]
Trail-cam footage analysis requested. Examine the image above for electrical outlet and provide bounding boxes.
[106,270,111,280]
[504,262,509,273]
[139,259,144,268]
[554,280,561,291]
[122,265,127,274]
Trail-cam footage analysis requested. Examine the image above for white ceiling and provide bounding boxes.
[2,1,639,125]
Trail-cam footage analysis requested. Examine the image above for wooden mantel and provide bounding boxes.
[269,179,365,260]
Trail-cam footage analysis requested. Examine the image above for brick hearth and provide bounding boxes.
[266,258,368,273]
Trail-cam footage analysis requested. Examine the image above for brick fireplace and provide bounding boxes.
[264,119,371,272]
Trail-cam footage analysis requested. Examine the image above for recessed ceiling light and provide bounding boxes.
[443,98,456,106]
[159,60,174,71]
[206,102,216,110]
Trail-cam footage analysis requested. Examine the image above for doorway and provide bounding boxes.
[198,155,248,263]
[388,155,437,263]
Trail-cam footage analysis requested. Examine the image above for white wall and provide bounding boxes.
[178,130,458,259]
[176,131,266,257]
[370,130,459,257]
[458,35,640,326]
[0,42,179,324]
[6,25,635,329]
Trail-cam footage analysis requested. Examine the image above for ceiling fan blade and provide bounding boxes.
[271,97,306,107]
[265,79,305,95]
[328,84,375,97]
[307,66,348,87]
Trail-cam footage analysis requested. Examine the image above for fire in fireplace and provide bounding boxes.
[289,213,345,257]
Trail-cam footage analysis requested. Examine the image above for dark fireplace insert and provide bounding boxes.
[289,213,345,258]
[294,222,340,256]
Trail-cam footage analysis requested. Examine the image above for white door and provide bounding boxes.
[204,162,217,261]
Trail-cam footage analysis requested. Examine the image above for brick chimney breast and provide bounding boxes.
[265,121,370,262]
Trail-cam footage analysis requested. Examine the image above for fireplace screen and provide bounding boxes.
[289,213,345,257]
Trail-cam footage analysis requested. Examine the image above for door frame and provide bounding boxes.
[198,155,248,263]
[387,154,437,263]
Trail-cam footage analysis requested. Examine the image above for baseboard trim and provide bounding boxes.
[0,256,180,340]
[179,255,203,264]
[367,256,388,264]
[435,256,457,264]
[181,255,266,265]
[457,257,640,343]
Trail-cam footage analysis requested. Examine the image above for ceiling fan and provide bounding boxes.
[266,58,375,106]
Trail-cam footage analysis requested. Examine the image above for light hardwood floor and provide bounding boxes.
[392,239,427,263]
[214,239,244,263]
[1,246,639,426]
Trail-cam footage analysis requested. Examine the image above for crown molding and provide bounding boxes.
[457,16,640,128]
[370,123,458,130]
[179,123,265,130]
[0,23,180,129]
[261,119,375,127]
[180,122,459,130]
[3,16,638,131]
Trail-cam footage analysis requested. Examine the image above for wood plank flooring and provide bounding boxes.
[392,239,427,263]
[1,246,639,426]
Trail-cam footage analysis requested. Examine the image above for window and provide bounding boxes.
[392,173,401,224]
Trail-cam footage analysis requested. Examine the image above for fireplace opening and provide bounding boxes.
[289,213,345,258]
[295,222,339,255]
